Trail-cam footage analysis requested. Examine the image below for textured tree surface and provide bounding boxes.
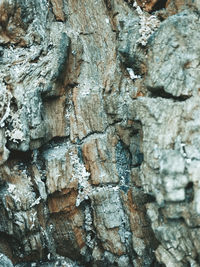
[0,0,200,266]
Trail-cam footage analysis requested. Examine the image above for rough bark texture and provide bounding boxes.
[0,0,200,266]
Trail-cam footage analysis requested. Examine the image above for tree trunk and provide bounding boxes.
[0,0,200,266]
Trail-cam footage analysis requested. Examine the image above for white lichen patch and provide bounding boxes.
[0,85,12,128]
[69,152,91,207]
[5,110,25,143]
[6,175,38,211]
[127,68,141,80]
[85,205,95,248]
[133,1,160,46]
[0,83,25,143]
[30,197,41,208]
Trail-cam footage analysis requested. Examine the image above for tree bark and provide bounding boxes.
[0,0,200,266]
